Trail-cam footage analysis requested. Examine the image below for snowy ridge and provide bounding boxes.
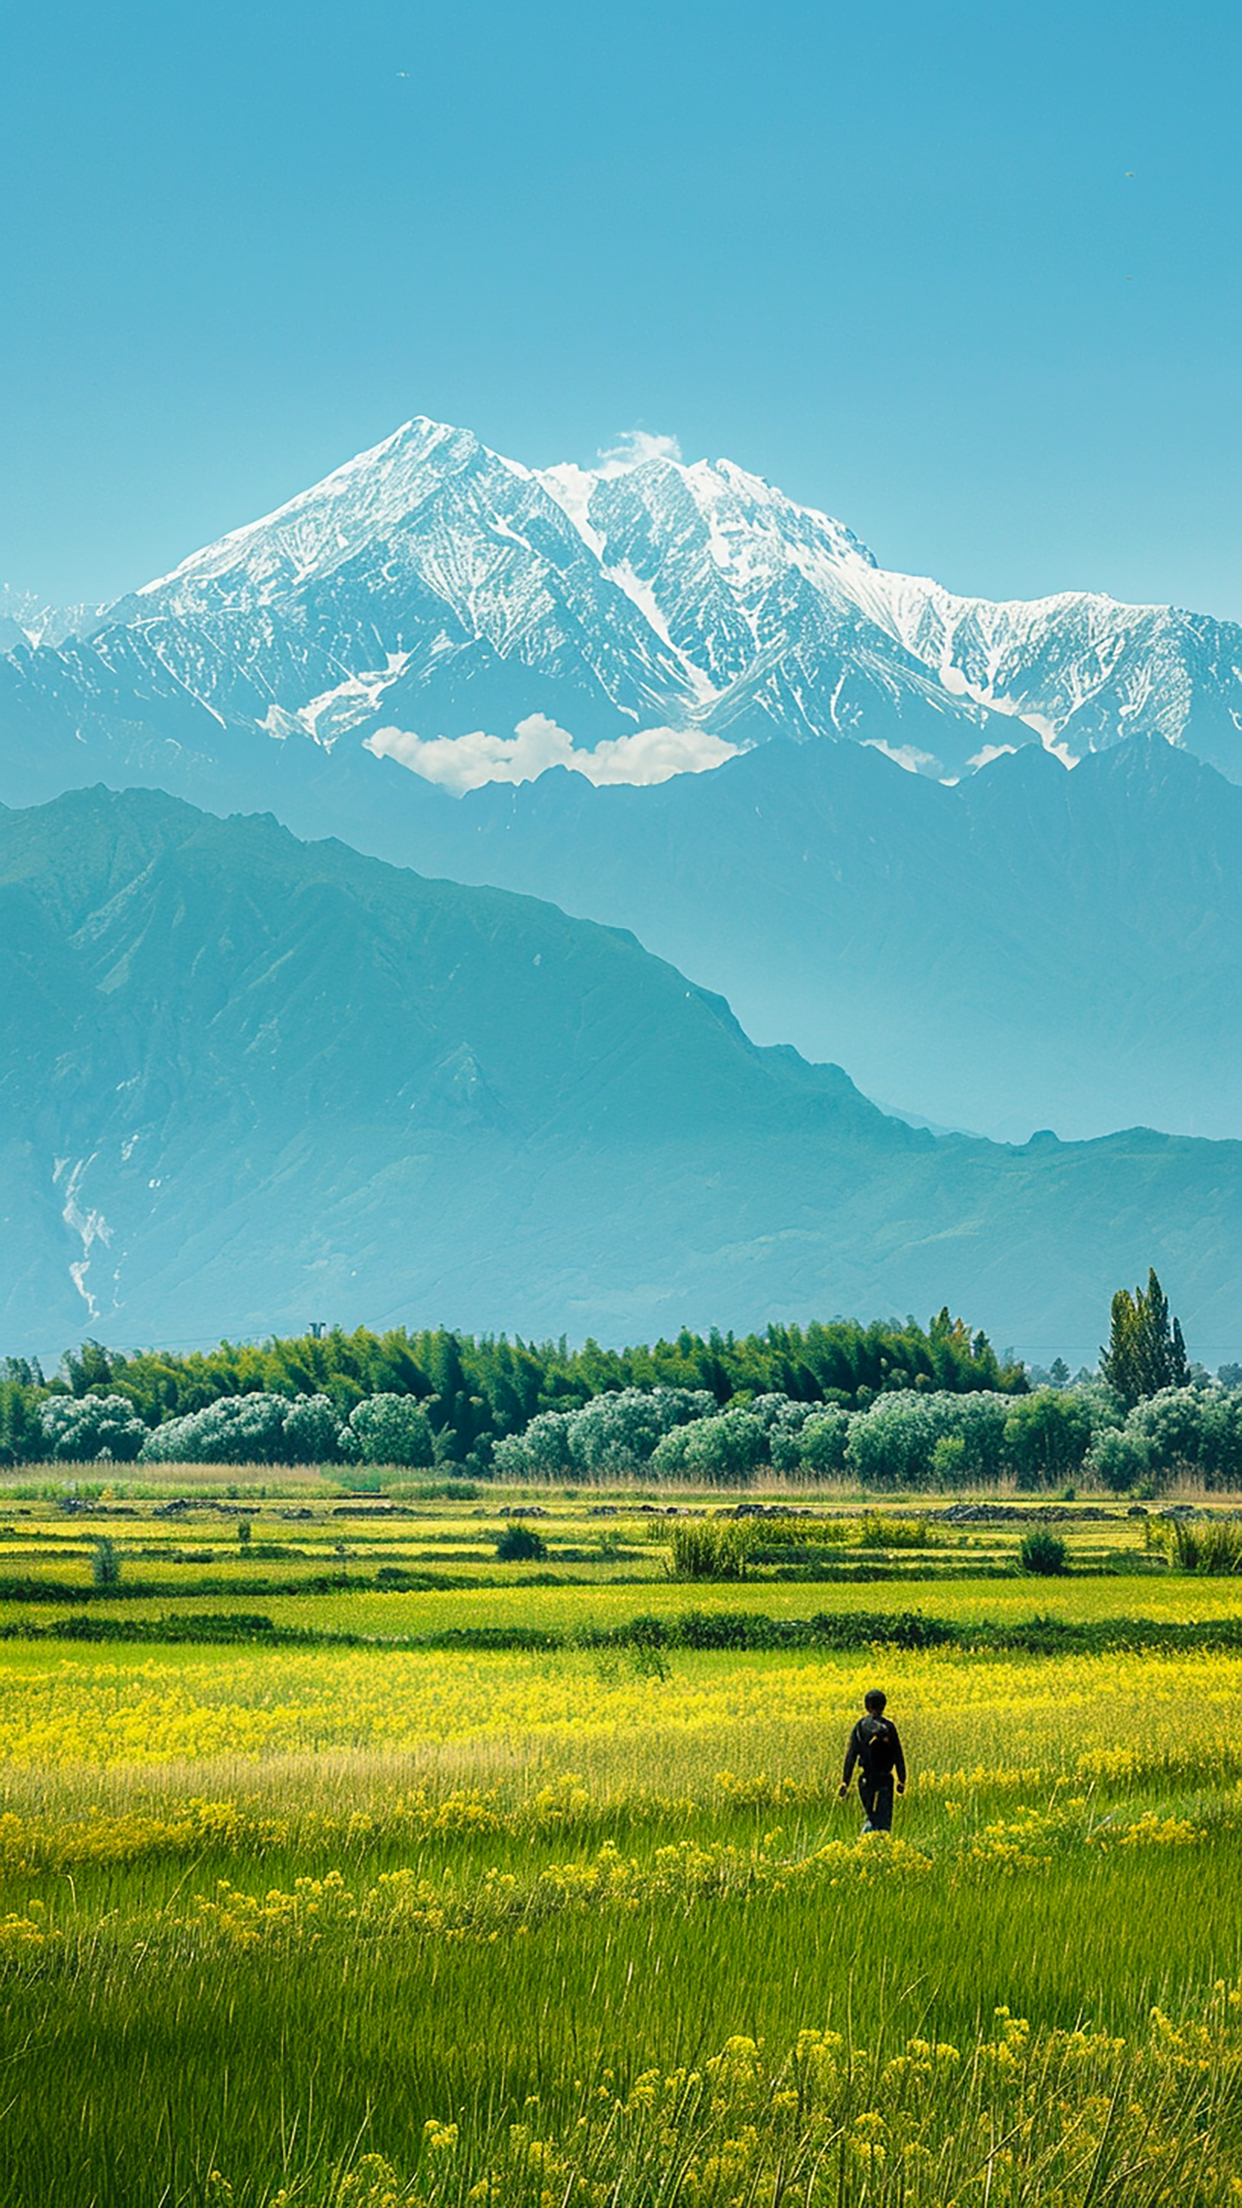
[134,419,479,602]
[5,414,1242,788]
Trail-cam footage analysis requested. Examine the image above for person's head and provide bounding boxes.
[864,1688,887,1714]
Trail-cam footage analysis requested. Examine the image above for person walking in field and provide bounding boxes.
[839,1687,906,1832]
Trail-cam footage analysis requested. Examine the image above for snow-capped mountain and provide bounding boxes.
[0,584,105,652]
[2,414,1241,802]
[544,449,1242,775]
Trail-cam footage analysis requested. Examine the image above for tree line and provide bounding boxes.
[1,1275,1232,1491]
[0,1309,1021,1471]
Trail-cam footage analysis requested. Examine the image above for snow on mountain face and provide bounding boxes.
[537,449,1242,773]
[539,451,994,769]
[0,584,105,650]
[110,417,706,747]
[4,415,1242,790]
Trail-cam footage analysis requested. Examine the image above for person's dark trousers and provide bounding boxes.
[859,1776,894,1832]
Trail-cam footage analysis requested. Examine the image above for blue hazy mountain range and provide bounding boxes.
[300,730,1242,1147]
[2,786,1240,1365]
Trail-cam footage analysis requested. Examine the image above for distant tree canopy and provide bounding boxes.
[1100,1270,1191,1406]
[3,1307,1241,1490]
[1002,1391,1092,1490]
[0,1309,1024,1473]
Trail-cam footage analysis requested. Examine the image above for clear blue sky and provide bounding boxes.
[3,0,1239,617]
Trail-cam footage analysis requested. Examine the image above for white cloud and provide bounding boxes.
[595,429,683,476]
[966,735,1079,773]
[588,723,738,784]
[964,742,1019,772]
[862,737,941,776]
[364,713,739,796]
[365,714,573,793]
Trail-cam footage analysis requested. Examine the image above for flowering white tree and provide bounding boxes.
[343,1394,435,1468]
[786,1407,851,1474]
[495,1387,715,1478]
[493,1410,575,1479]
[139,1393,340,1465]
[680,1408,766,1484]
[568,1387,715,1475]
[38,1394,147,1462]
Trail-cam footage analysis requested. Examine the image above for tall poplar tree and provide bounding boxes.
[1100,1269,1191,1403]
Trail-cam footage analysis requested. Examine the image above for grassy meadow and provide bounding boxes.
[3,1477,1242,2205]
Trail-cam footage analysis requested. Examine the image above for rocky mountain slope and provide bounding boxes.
[2,786,1240,1363]
[4,417,1242,811]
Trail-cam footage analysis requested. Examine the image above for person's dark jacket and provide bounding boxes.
[842,1714,906,1789]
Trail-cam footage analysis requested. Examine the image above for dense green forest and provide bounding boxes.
[0,1310,1022,1470]
[4,1288,1238,1492]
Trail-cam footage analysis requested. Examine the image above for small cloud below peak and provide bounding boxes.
[595,429,683,477]
[365,713,737,795]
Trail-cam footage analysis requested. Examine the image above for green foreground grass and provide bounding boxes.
[3,1486,1242,2206]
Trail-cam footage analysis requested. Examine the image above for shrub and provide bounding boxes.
[1125,1388,1207,1484]
[792,1408,851,1475]
[281,1394,344,1464]
[1167,1518,1242,1574]
[1018,1528,1068,1575]
[494,1389,715,1480]
[767,1424,805,1474]
[845,1394,941,1488]
[1003,1391,1092,1490]
[841,1389,1014,1490]
[570,1386,707,1474]
[1118,1387,1242,1491]
[38,1394,147,1463]
[751,1396,826,1474]
[931,1433,966,1482]
[669,1519,754,1579]
[344,1394,434,1468]
[91,1536,122,1588]
[492,1410,575,1480]
[1073,1378,1129,1434]
[1086,1426,1149,1494]
[495,1522,548,1562]
[567,1388,714,1477]
[949,1394,1012,1483]
[748,1393,808,1433]
[681,1410,767,1485]
[648,1425,695,1476]
[1198,1393,1242,1488]
[566,1390,663,1476]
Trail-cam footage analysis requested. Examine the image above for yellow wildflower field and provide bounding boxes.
[1,1638,1240,1782]
[4,1484,1242,2205]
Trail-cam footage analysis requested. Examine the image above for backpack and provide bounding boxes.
[857,1714,895,1773]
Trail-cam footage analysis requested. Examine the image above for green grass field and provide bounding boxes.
[3,1480,1242,2205]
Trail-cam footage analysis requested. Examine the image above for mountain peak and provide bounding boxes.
[131,415,491,608]
[5,412,1242,802]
